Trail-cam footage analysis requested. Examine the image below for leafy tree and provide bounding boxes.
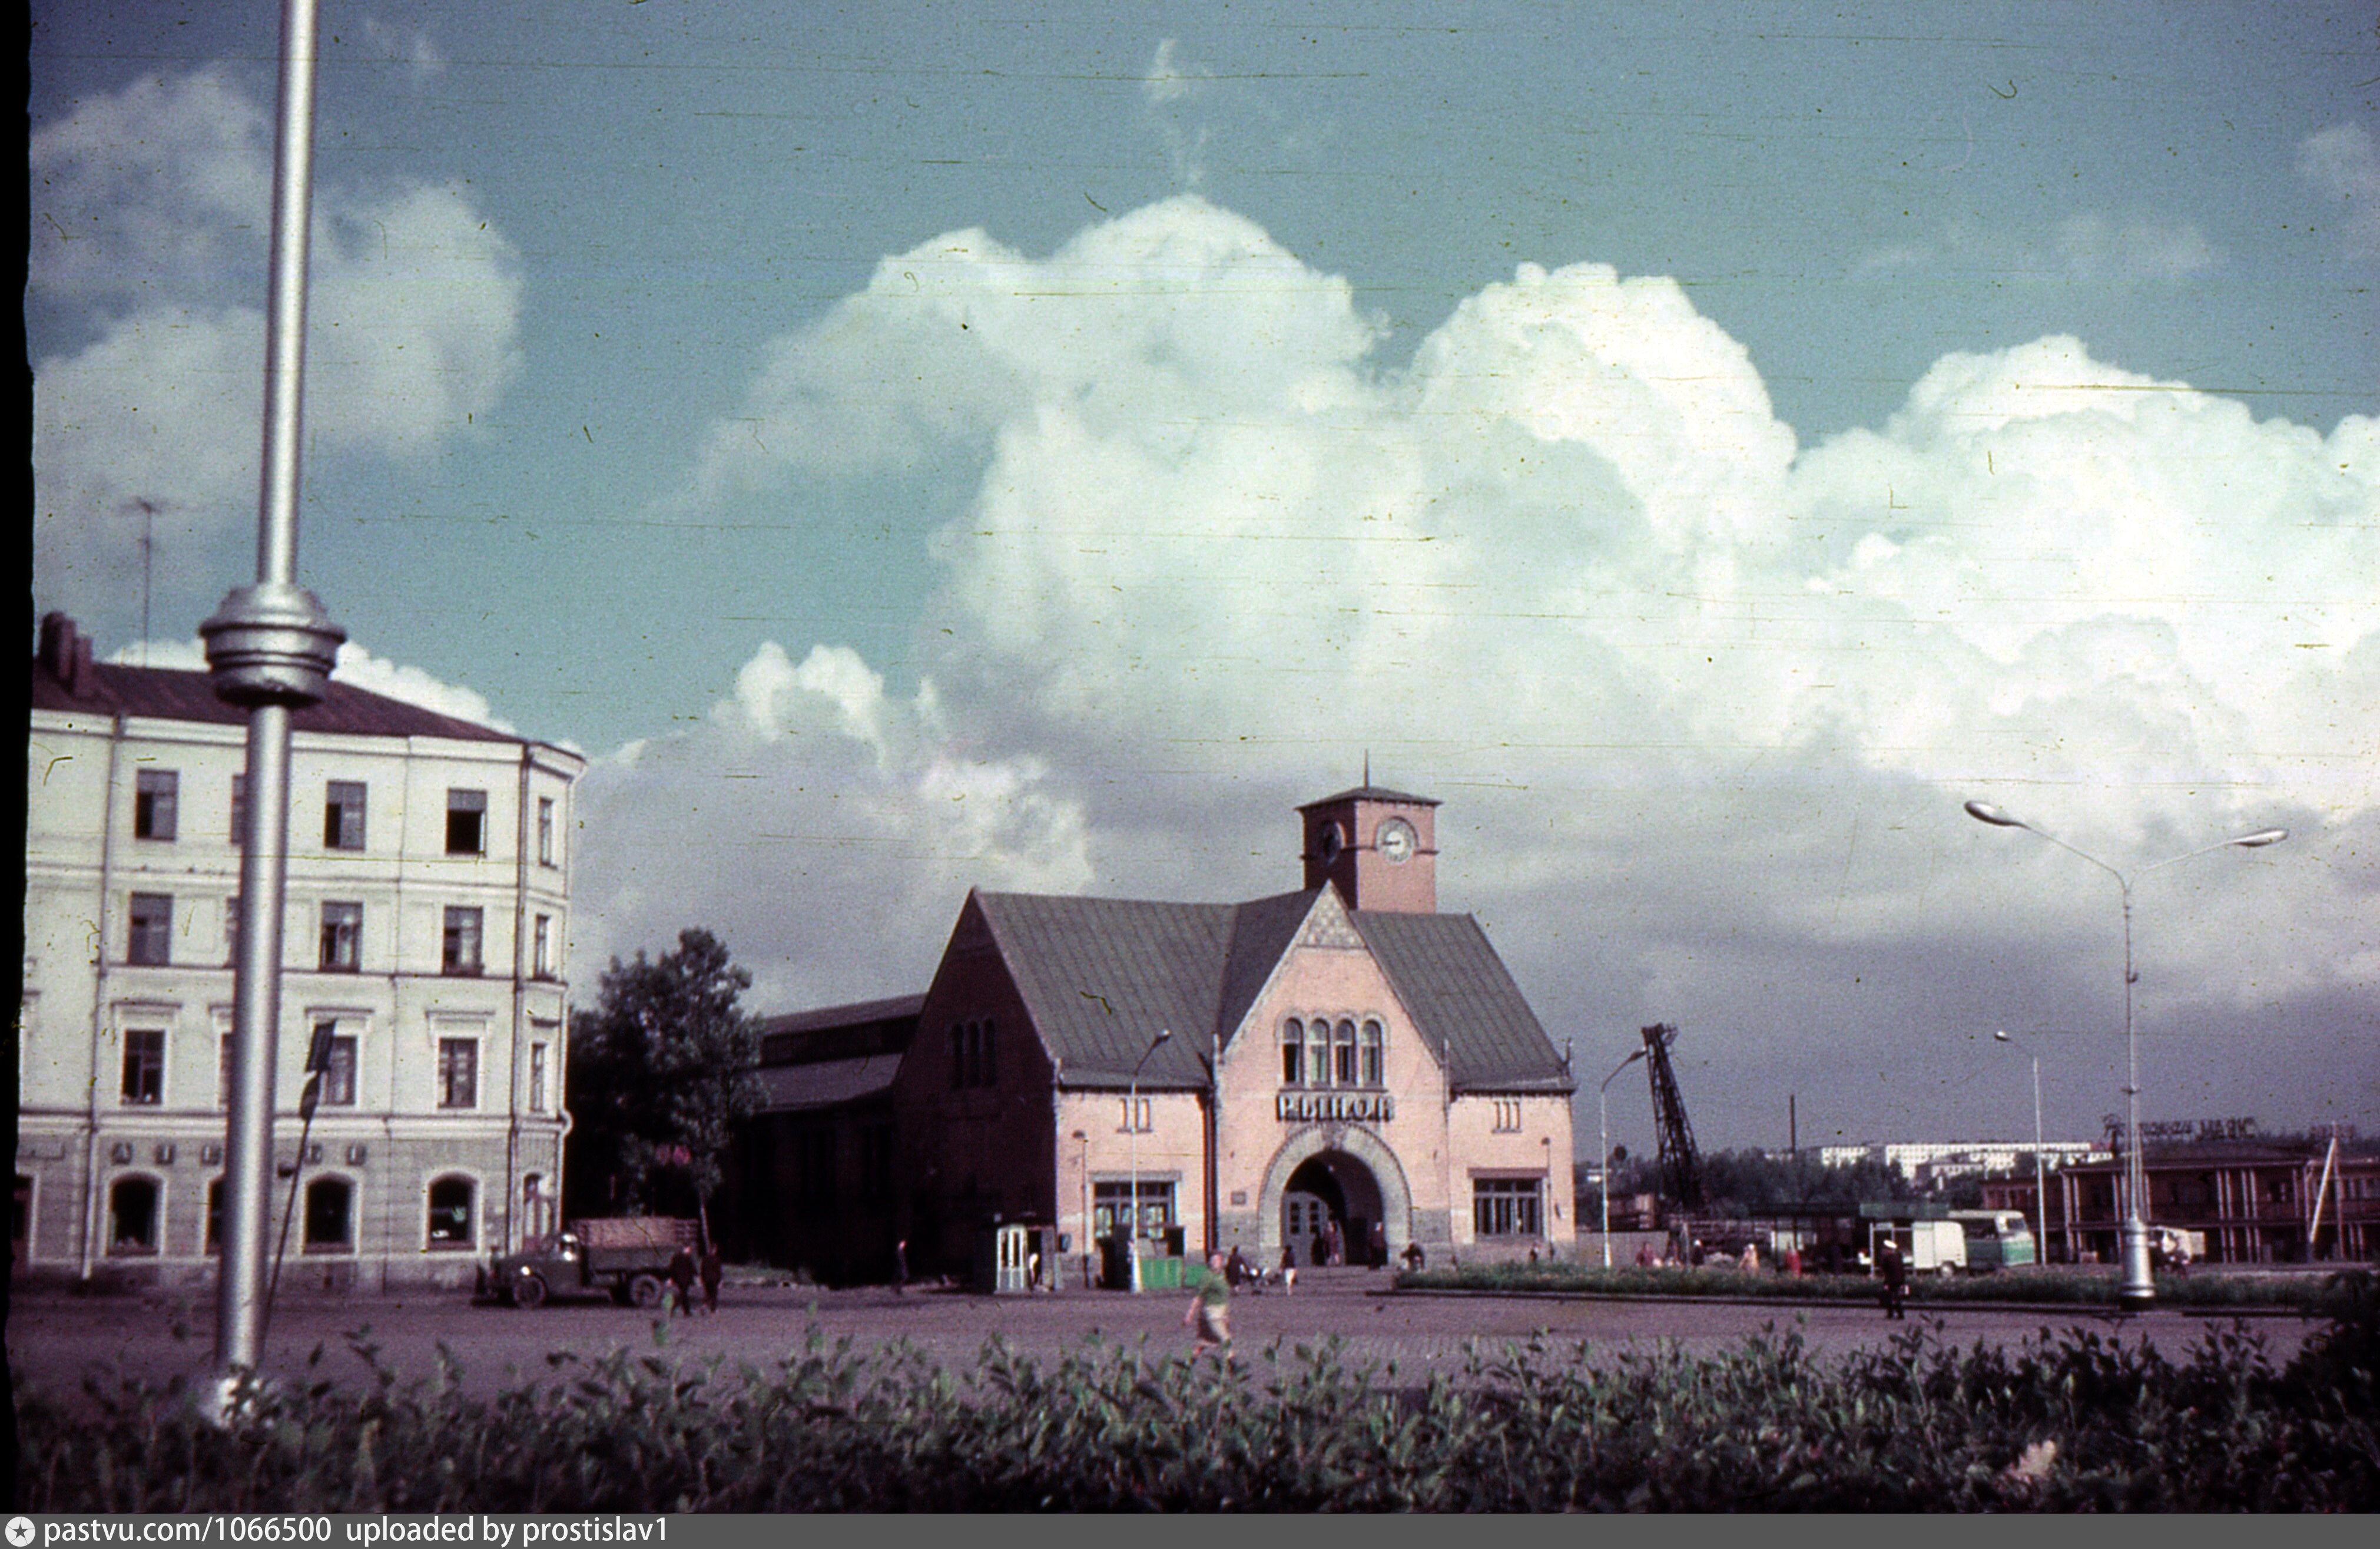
[566,928,763,1224]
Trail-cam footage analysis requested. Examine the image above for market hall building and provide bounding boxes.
[737,786,1578,1285]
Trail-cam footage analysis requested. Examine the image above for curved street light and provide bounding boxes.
[1126,1028,1172,1294]
[1598,1048,1647,1269]
[1965,800,2286,1310]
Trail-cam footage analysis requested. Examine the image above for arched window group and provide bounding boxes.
[1280,1017,1387,1089]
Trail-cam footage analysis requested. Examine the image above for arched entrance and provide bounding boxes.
[1257,1127,1413,1267]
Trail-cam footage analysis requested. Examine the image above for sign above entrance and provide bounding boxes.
[1278,1091,1394,1123]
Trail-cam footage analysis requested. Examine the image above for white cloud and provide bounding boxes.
[30,68,522,623]
[1858,213,2220,283]
[104,636,516,732]
[1141,38,1214,187]
[2299,123,2380,254]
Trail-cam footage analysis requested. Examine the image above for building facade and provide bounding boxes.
[756,786,1578,1285]
[20,615,584,1290]
[2033,1137,2379,1266]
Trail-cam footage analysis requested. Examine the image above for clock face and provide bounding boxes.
[1317,823,1344,864]
[1375,817,1417,865]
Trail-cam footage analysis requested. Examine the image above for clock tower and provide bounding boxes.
[1298,785,1440,914]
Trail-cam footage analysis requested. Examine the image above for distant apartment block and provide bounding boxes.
[20,615,584,1290]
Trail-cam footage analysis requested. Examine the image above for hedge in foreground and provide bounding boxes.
[1399,1261,2346,1310]
[16,1279,2378,1512]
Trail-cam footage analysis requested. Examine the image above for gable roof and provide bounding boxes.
[964,886,1572,1094]
[1297,785,1440,809]
[30,658,519,745]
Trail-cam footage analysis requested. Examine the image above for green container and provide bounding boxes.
[1140,1255,1185,1290]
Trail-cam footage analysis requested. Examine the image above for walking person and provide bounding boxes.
[699,1242,723,1315]
[1184,1250,1232,1355]
[666,1245,697,1318]
[1876,1236,1908,1320]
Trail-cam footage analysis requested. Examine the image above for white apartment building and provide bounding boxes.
[20,615,584,1291]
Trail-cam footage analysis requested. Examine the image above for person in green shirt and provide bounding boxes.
[1183,1250,1232,1353]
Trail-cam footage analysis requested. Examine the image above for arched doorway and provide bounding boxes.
[1257,1128,1412,1267]
[1281,1152,1385,1267]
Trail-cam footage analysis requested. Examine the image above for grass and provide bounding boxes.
[15,1271,2376,1511]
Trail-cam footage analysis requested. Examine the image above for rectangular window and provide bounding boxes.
[1281,1020,1304,1085]
[219,1035,234,1109]
[1118,1096,1153,1133]
[134,769,179,840]
[537,797,556,866]
[1360,1021,1385,1087]
[1091,1180,1175,1242]
[442,906,484,975]
[319,902,362,972]
[445,789,487,855]
[1492,1098,1523,1133]
[324,781,366,850]
[317,1027,357,1107]
[128,893,173,965]
[230,774,246,848]
[533,915,552,978]
[437,1038,478,1109]
[121,1028,165,1106]
[1473,1178,1545,1238]
[529,1042,549,1114]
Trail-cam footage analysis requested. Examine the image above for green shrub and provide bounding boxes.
[1398,1261,2338,1310]
[16,1302,2376,1511]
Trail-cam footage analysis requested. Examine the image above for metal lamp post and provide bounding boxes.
[1993,1031,2048,1264]
[1125,1028,1172,1293]
[1598,1048,1646,1269]
[1965,801,2286,1311]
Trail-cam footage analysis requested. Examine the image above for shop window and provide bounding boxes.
[445,789,487,855]
[109,1176,160,1254]
[134,769,179,840]
[319,902,362,972]
[121,1028,165,1106]
[128,893,173,966]
[1281,1018,1304,1085]
[442,906,484,975]
[324,781,366,850]
[427,1176,475,1248]
[303,1177,353,1251]
[1473,1177,1544,1238]
[437,1038,479,1110]
[1092,1180,1174,1242]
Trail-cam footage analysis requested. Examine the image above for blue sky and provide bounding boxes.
[29,2,2378,1154]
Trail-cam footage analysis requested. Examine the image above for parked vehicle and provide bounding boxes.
[1864,1218,1968,1276]
[483,1217,700,1308]
[1950,1209,2038,1272]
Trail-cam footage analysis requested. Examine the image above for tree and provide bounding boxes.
[566,928,763,1227]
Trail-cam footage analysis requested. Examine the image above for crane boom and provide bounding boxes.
[1641,1022,1705,1211]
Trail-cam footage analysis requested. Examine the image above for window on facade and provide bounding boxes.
[1332,1020,1358,1086]
[324,781,366,850]
[230,774,247,848]
[529,1042,549,1114]
[318,1029,357,1107]
[533,915,552,978]
[1491,1098,1523,1133]
[218,1035,234,1109]
[319,902,362,971]
[948,1020,997,1088]
[134,769,179,840]
[538,797,556,866]
[205,1177,224,1254]
[109,1176,160,1253]
[1473,1177,1544,1238]
[437,1038,479,1109]
[128,893,173,966]
[224,895,240,965]
[1281,1019,1304,1085]
[1305,1020,1328,1088]
[442,906,484,975]
[445,789,487,855]
[121,1028,165,1106]
[303,1177,353,1251]
[1092,1180,1175,1242]
[426,1176,475,1247]
[1119,1096,1153,1133]
[1360,1020,1385,1086]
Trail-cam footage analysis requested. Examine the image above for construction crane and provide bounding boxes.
[1640,1022,1705,1212]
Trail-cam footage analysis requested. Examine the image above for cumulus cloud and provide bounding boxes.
[633,195,2372,1136]
[2299,122,2380,254]
[29,68,522,624]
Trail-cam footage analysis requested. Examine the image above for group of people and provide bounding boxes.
[665,1242,724,1316]
[1631,1238,1805,1276]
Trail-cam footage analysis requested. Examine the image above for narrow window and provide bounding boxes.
[128,893,172,966]
[205,1177,224,1254]
[324,781,366,850]
[532,914,552,978]
[218,1035,234,1110]
[1305,1020,1328,1088]
[1333,1020,1358,1086]
[1281,1018,1304,1085]
[224,895,240,966]
[320,1031,357,1107]
[426,1176,475,1247]
[949,1025,966,1089]
[109,1177,160,1253]
[120,1028,165,1106]
[437,1038,479,1109]
[529,1042,549,1114]
[1360,1019,1384,1086]
[134,769,179,840]
[537,797,556,866]
[319,902,362,971]
[229,774,246,848]
[303,1177,353,1251]
[442,906,484,975]
[445,789,487,855]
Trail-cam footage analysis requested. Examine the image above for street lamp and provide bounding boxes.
[1991,1031,2048,1266]
[1965,800,2286,1310]
[1126,1028,1172,1294]
[1598,1048,1646,1269]
[1071,1129,1090,1290]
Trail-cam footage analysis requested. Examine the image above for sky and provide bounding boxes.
[28,1,2379,1160]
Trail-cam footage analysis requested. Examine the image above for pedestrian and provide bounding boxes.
[1784,1245,1803,1277]
[666,1245,696,1317]
[1689,1239,1706,1269]
[1367,1220,1387,1269]
[699,1242,722,1314]
[894,1237,909,1295]
[1183,1250,1233,1355]
[1739,1241,1759,1274]
[1877,1237,1908,1320]
[1401,1239,1426,1273]
[1225,1244,1251,1291]
[1635,1242,1656,1269]
[1279,1240,1298,1295]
